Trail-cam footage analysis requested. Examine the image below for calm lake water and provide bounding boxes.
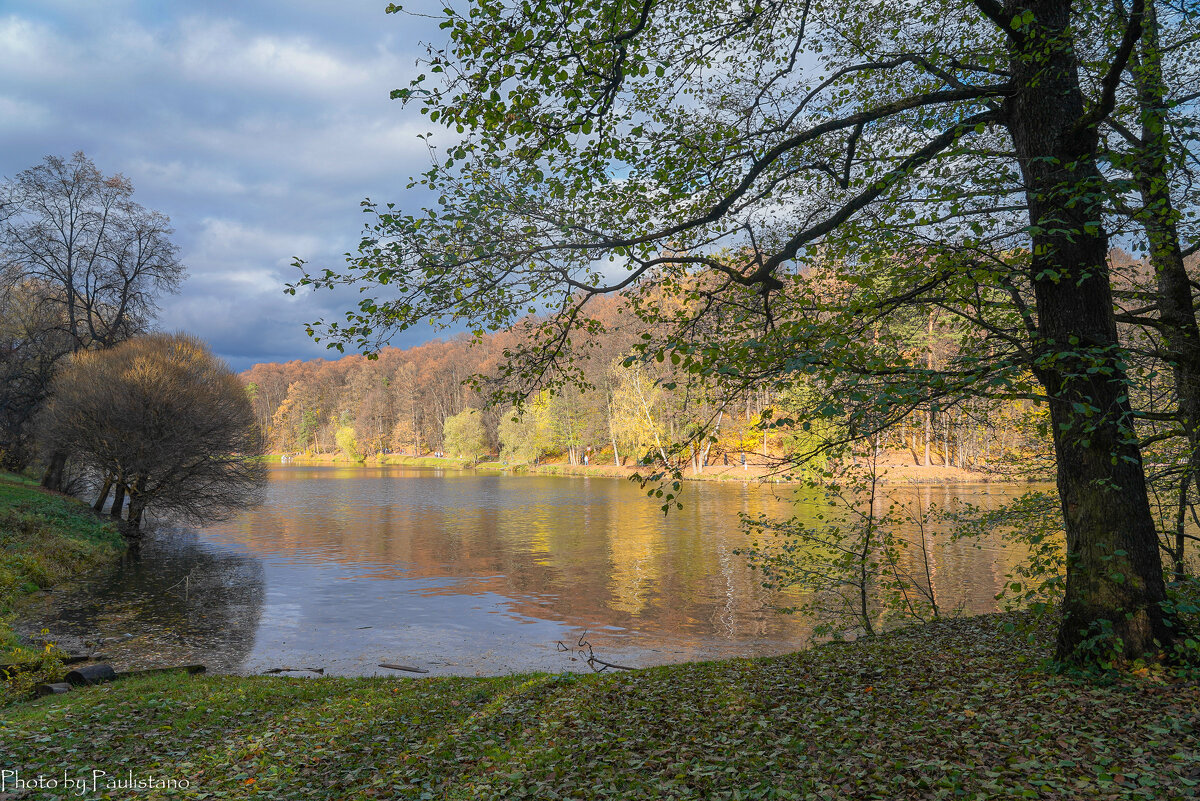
[19,465,1048,676]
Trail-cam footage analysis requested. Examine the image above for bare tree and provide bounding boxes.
[0,152,185,480]
[40,333,266,544]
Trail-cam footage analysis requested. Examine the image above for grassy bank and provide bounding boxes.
[379,454,473,469]
[282,454,474,469]
[0,473,124,652]
[2,613,1197,800]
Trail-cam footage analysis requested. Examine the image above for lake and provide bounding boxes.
[17,465,1049,676]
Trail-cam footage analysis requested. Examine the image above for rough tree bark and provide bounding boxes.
[1005,0,1177,660]
[92,474,112,512]
[109,482,126,520]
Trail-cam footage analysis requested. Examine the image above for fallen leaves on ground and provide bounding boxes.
[1,613,1198,800]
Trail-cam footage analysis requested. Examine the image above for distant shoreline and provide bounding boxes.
[270,453,1047,485]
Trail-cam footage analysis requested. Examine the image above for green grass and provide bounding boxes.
[0,472,124,655]
[283,454,475,469]
[376,454,472,469]
[2,613,1197,799]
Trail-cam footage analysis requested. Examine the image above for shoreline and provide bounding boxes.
[1,473,125,702]
[271,452,1049,485]
[4,473,1191,798]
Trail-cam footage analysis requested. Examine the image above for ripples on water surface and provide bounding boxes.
[20,465,1043,676]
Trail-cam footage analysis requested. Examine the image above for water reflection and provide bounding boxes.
[16,530,265,672]
[20,465,1051,676]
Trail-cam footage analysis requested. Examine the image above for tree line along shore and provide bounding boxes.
[274,449,1044,485]
[242,293,1050,479]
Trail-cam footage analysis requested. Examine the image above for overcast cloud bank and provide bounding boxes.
[1,0,445,370]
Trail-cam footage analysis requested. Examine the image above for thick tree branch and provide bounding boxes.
[755,110,1001,282]
[972,0,1021,40]
[1078,0,1145,132]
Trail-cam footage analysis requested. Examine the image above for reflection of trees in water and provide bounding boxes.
[26,526,265,673]
[875,485,1051,618]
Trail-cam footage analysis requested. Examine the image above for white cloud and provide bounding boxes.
[189,218,327,269]
[125,158,298,201]
[130,160,250,196]
[187,114,432,182]
[174,16,406,102]
[0,15,69,80]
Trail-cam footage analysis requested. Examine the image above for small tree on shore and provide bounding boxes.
[40,333,265,542]
[335,425,362,460]
[498,398,553,465]
[739,451,943,639]
[443,408,488,464]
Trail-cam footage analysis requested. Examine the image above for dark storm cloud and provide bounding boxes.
[0,1,447,370]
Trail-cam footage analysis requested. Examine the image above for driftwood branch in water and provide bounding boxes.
[263,666,324,675]
[67,663,209,684]
[556,631,636,672]
[115,664,207,679]
[379,663,429,674]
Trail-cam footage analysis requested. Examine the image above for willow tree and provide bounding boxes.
[40,333,265,542]
[294,0,1192,662]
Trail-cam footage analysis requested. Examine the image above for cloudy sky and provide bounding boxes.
[1,0,449,370]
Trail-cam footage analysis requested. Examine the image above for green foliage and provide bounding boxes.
[773,381,837,474]
[1163,576,1200,671]
[443,408,489,464]
[738,459,942,639]
[1,639,69,705]
[498,400,551,464]
[947,491,1066,619]
[334,425,362,461]
[4,613,1199,798]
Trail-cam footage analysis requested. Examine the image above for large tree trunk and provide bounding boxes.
[1006,0,1178,661]
[1130,0,1200,580]
[122,476,148,546]
[110,482,126,520]
[924,312,934,466]
[40,451,67,491]
[93,475,113,512]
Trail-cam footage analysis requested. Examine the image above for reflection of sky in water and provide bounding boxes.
[20,466,1050,677]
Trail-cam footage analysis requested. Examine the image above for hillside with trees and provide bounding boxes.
[244,287,1050,474]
